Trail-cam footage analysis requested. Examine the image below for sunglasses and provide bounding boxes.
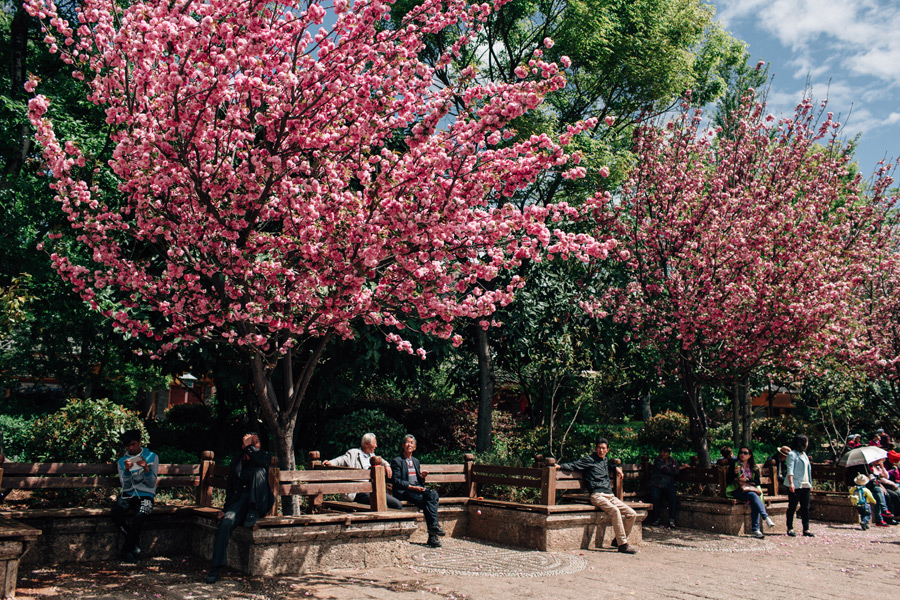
[739,450,750,455]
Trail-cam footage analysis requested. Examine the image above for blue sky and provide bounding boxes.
[713,0,900,174]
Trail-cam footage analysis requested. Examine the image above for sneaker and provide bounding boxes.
[787,529,796,537]
[882,511,895,518]
[751,529,765,539]
[885,517,899,525]
[616,543,638,554]
[861,523,869,530]
[205,569,219,584]
[764,516,776,529]
[428,527,446,537]
[426,534,442,548]
[875,521,890,527]
[668,519,677,528]
[802,531,815,537]
[243,509,260,528]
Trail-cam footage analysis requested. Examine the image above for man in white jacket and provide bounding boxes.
[325,433,402,508]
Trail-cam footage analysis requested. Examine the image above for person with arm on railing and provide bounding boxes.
[557,438,638,554]
[206,432,274,585]
[324,433,401,509]
[784,435,814,537]
[391,434,443,548]
[112,429,159,563]
[725,446,776,539]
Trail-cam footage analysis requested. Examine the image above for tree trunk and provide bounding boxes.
[474,327,494,453]
[2,8,33,182]
[641,391,652,421]
[681,363,711,467]
[731,383,741,447]
[741,377,752,447]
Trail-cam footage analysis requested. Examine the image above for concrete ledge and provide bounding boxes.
[191,514,419,575]
[676,497,789,535]
[810,492,860,524]
[464,500,648,551]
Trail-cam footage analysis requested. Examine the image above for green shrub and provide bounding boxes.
[321,408,406,459]
[751,416,814,448]
[0,413,35,461]
[25,398,147,462]
[637,411,690,451]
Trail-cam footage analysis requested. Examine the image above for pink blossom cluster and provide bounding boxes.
[25,0,615,362]
[590,95,896,381]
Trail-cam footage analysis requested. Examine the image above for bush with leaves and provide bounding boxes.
[637,411,691,451]
[25,398,147,462]
[0,413,35,461]
[752,415,818,455]
[321,408,406,460]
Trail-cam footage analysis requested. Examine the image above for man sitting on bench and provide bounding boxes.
[206,432,274,584]
[112,429,159,563]
[391,434,444,548]
[324,433,401,509]
[557,438,638,554]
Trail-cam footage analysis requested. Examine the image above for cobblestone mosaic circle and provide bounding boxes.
[410,540,586,577]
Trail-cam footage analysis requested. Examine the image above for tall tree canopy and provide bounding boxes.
[25,0,613,476]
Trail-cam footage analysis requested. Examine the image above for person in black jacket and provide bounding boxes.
[647,447,683,527]
[557,438,638,554]
[206,432,275,584]
[391,434,444,548]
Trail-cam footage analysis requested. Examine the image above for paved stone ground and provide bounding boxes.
[15,521,900,599]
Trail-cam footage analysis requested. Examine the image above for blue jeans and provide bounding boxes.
[868,483,888,522]
[648,484,678,523]
[857,505,871,526]
[732,489,768,531]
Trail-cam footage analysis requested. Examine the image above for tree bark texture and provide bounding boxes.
[474,327,494,453]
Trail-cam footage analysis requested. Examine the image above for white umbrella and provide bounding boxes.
[837,446,888,467]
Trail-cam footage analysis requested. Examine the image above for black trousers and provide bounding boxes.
[648,484,678,522]
[111,495,154,553]
[212,467,273,568]
[355,492,403,509]
[786,487,811,531]
[400,489,440,530]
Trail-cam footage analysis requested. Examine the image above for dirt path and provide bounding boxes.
[16,522,900,599]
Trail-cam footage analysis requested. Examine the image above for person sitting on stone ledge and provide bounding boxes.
[324,433,401,509]
[647,446,683,528]
[725,446,776,539]
[206,432,274,585]
[112,429,158,563]
[557,438,638,554]
[391,434,444,548]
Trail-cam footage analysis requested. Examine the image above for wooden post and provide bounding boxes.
[267,456,280,517]
[716,464,728,498]
[197,451,215,507]
[463,453,476,499]
[369,458,388,512]
[307,451,323,512]
[613,458,624,500]
[533,454,545,468]
[540,458,558,506]
[768,460,780,496]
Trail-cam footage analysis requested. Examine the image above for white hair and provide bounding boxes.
[361,433,376,447]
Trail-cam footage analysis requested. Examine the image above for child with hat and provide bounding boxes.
[850,473,876,530]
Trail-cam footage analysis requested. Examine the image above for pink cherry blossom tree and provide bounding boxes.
[25,0,614,476]
[590,94,896,466]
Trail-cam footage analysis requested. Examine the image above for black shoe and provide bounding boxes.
[617,543,638,554]
[610,539,619,548]
[426,534,442,548]
[802,531,815,537]
[243,509,260,528]
[667,519,676,528]
[205,569,219,584]
[787,529,796,537]
[428,527,446,537]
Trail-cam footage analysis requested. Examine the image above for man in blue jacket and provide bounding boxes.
[112,429,159,562]
[391,435,444,548]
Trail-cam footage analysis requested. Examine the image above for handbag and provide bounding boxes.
[739,481,762,495]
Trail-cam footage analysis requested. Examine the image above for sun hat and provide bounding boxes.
[777,446,791,457]
[854,473,870,486]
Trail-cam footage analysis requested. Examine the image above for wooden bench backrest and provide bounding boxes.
[475,457,625,505]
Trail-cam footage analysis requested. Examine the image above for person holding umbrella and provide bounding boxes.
[839,445,897,526]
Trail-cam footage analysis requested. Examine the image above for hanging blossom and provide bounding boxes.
[25,0,616,362]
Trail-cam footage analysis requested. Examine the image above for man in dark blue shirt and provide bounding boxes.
[558,438,638,554]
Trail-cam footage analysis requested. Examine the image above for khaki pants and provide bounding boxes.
[589,492,636,546]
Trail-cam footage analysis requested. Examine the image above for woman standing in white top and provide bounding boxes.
[784,434,814,537]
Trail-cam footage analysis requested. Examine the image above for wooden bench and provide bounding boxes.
[307,452,474,543]
[466,457,650,551]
